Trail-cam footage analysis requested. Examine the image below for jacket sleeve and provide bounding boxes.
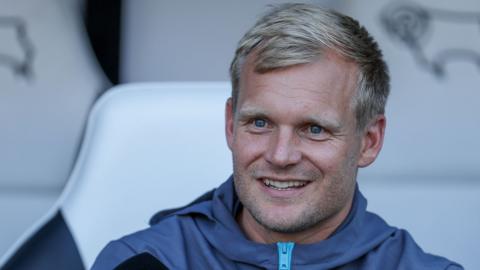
[90,240,137,270]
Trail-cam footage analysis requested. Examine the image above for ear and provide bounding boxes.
[357,115,386,168]
[225,98,235,150]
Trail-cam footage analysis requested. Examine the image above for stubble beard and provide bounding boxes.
[233,162,352,235]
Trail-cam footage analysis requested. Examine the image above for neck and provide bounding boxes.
[237,198,353,244]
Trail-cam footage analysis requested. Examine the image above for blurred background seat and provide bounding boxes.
[0,82,233,269]
[0,0,107,259]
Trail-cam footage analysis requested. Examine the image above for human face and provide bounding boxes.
[225,52,385,243]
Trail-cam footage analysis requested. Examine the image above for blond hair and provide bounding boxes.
[230,3,390,130]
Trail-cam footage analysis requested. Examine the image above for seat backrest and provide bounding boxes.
[0,0,107,258]
[60,82,233,268]
[0,0,106,192]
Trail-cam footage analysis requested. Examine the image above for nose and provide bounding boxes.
[265,127,302,168]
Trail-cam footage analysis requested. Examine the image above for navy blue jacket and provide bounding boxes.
[92,177,463,269]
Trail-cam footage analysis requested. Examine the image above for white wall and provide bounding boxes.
[344,0,480,178]
[121,0,342,82]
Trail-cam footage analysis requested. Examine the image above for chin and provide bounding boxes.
[262,221,314,234]
[250,205,320,234]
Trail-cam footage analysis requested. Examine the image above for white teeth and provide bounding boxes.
[263,179,308,190]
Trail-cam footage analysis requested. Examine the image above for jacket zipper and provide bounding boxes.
[277,242,295,270]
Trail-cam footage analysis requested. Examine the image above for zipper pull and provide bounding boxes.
[277,242,295,270]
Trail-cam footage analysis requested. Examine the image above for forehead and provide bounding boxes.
[237,51,359,123]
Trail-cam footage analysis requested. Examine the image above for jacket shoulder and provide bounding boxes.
[91,239,136,270]
[90,216,183,268]
[361,228,463,269]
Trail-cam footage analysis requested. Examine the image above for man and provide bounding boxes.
[93,4,463,269]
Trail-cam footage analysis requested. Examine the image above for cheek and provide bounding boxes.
[304,141,359,177]
[232,132,267,165]
[306,143,348,169]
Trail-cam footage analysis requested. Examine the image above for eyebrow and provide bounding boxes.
[236,107,269,121]
[235,108,272,126]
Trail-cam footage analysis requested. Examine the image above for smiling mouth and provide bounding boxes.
[262,178,310,190]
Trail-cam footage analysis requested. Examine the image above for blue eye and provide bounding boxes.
[309,125,323,134]
[254,119,266,128]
